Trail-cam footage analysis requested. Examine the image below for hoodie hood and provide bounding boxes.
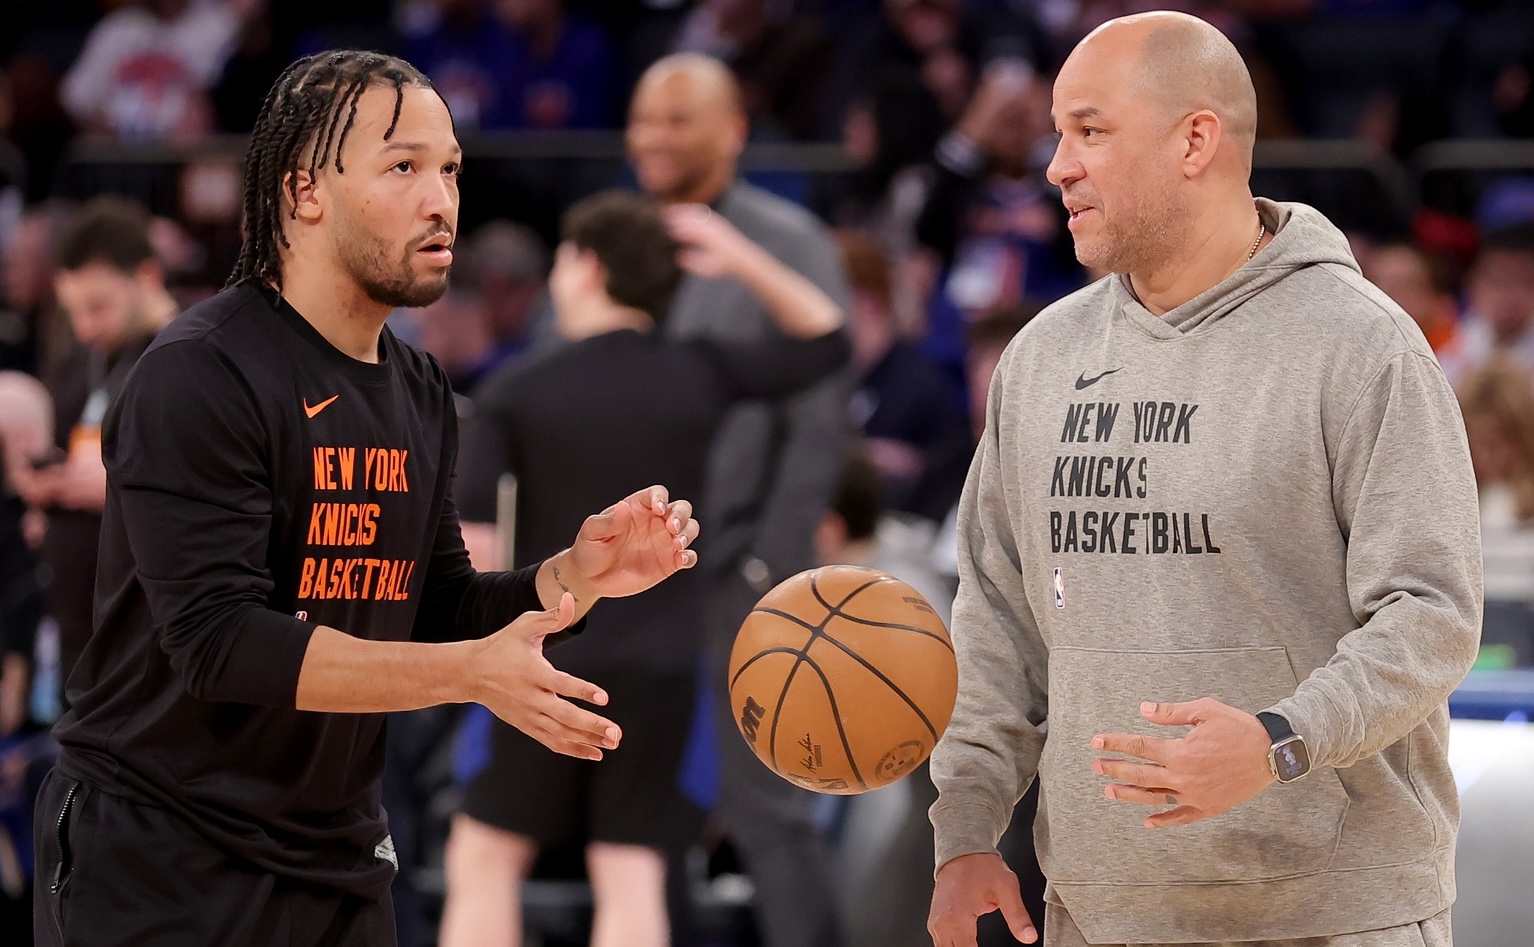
[1112,199,1363,338]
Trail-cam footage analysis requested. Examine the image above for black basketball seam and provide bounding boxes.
[766,654,805,775]
[827,615,955,652]
[729,646,808,691]
[809,632,939,741]
[810,571,886,616]
[810,572,956,654]
[794,651,868,792]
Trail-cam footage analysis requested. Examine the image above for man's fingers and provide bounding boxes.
[995,877,1039,945]
[544,666,608,707]
[525,593,576,635]
[664,498,693,534]
[1103,783,1181,805]
[539,733,605,762]
[1145,805,1206,829]
[1140,699,1208,726]
[1091,731,1174,763]
[676,518,700,549]
[542,697,621,749]
[927,911,978,947]
[676,549,698,569]
[1093,757,1172,788]
[633,484,669,516]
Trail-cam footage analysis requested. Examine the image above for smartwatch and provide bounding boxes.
[1256,712,1311,783]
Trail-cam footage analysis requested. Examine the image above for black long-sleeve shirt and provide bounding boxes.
[455,327,849,675]
[53,282,547,899]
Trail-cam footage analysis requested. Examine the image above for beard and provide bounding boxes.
[1070,176,1188,276]
[333,213,450,309]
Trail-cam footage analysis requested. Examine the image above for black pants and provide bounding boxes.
[32,771,396,947]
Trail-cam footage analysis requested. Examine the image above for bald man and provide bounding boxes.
[630,53,854,947]
[927,13,1477,947]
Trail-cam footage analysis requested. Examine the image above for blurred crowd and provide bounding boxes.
[2,1,1534,946]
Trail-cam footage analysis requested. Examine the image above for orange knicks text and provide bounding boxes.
[302,445,415,603]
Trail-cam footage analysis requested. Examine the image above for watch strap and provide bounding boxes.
[1255,711,1295,745]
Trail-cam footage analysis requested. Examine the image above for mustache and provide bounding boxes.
[413,228,454,249]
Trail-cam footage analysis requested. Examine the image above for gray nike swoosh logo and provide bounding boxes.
[1075,368,1122,390]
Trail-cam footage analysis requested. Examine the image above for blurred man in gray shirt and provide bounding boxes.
[629,52,853,947]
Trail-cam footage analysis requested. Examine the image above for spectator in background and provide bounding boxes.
[12,197,176,702]
[2,53,78,206]
[497,0,615,129]
[406,0,613,130]
[628,52,852,947]
[1363,241,1462,357]
[671,0,835,140]
[1,204,71,380]
[411,281,506,399]
[1443,222,1534,388]
[458,219,550,349]
[1495,49,1533,139]
[837,230,966,521]
[0,371,51,738]
[0,369,53,946]
[441,189,849,947]
[916,58,1083,384]
[60,0,259,141]
[409,226,539,397]
[404,0,514,130]
[839,0,1050,227]
[1459,356,1534,666]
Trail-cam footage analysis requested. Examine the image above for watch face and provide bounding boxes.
[1274,738,1311,782]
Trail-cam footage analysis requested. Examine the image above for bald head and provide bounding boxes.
[1079,12,1258,167]
[635,53,744,122]
[628,53,747,204]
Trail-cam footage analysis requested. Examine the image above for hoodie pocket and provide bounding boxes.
[1038,646,1349,885]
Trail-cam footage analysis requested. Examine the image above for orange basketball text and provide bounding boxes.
[297,557,416,601]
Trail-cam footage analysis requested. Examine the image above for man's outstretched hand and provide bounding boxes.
[541,485,700,611]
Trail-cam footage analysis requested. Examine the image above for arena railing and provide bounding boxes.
[54,133,1534,226]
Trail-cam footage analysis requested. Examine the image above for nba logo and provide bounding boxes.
[1053,568,1065,609]
[295,611,308,621]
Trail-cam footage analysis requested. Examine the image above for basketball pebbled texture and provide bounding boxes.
[727,565,958,795]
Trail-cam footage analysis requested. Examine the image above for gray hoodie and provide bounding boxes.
[930,199,1482,944]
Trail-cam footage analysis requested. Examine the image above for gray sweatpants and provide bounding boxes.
[1045,903,1453,947]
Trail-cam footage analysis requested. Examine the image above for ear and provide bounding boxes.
[725,111,749,162]
[133,258,165,291]
[284,167,323,224]
[578,249,609,294]
[1181,110,1223,178]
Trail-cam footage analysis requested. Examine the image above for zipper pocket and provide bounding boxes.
[50,782,80,894]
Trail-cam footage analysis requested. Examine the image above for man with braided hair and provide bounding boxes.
[33,50,703,947]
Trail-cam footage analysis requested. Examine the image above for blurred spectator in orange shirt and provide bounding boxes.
[1362,241,1462,356]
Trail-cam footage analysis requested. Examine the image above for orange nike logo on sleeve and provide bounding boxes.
[304,395,340,418]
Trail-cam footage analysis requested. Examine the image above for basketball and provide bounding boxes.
[727,565,958,795]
